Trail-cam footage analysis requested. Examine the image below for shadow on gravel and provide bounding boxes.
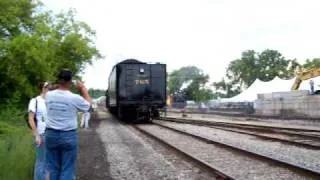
[77,113,112,180]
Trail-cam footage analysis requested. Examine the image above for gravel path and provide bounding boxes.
[77,112,111,180]
[137,124,317,180]
[155,120,320,174]
[96,112,215,180]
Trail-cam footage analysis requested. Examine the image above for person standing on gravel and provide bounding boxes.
[45,69,91,180]
[80,110,91,129]
[28,81,50,180]
[309,80,315,94]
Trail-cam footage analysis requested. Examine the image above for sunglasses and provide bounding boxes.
[43,82,49,88]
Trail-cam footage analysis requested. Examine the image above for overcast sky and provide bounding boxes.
[41,0,320,89]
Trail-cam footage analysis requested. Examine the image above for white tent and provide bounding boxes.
[211,76,320,103]
[222,76,296,102]
[225,79,264,102]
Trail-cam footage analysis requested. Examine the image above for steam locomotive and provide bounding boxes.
[105,59,166,122]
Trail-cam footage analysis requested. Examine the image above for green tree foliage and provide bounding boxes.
[225,49,299,88]
[88,88,105,99]
[302,58,320,69]
[0,0,35,38]
[212,78,241,98]
[185,74,214,102]
[168,66,201,94]
[168,66,213,102]
[213,49,299,98]
[0,0,101,105]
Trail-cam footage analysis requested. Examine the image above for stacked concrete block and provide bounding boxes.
[257,90,309,100]
[255,90,320,119]
[273,90,309,99]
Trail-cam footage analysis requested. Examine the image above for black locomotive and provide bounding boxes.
[106,59,166,122]
[171,90,187,109]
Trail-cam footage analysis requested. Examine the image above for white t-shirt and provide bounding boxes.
[28,96,47,135]
[46,89,90,131]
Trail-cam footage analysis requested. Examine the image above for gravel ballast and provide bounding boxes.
[165,112,320,128]
[137,124,317,179]
[96,112,215,180]
[155,120,320,174]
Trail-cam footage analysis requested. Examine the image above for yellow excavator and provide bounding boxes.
[291,67,320,90]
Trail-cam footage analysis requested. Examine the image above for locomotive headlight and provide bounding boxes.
[140,68,144,73]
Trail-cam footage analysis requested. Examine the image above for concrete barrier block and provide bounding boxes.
[266,100,274,104]
[308,102,319,110]
[257,102,265,107]
[265,94,274,99]
[260,109,268,114]
[253,92,320,118]
[266,104,275,110]
[268,109,276,115]
[284,102,293,109]
[272,91,309,99]
[273,109,281,115]
[310,96,320,104]
[258,93,274,100]
[295,107,306,114]
[275,103,282,110]
[257,94,264,99]
[303,96,315,103]
[255,101,262,106]
[307,110,319,117]
[295,100,303,107]
[297,102,306,110]
[303,108,312,116]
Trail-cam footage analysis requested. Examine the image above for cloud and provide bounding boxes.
[41,0,320,89]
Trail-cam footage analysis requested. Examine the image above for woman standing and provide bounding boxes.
[28,82,50,180]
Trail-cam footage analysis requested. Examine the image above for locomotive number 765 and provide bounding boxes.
[135,79,149,85]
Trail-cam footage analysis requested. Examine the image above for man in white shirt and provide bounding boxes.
[45,69,91,180]
[28,81,49,180]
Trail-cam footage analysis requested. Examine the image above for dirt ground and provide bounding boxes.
[77,113,112,180]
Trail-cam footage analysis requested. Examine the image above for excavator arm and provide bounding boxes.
[291,68,320,90]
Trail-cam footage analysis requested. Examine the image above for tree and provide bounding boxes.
[168,66,201,95]
[225,49,298,88]
[168,66,213,102]
[0,0,35,38]
[0,0,101,105]
[213,49,299,98]
[302,58,320,69]
[212,78,241,98]
[88,88,106,99]
[184,73,213,102]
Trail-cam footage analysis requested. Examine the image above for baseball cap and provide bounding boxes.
[57,69,73,82]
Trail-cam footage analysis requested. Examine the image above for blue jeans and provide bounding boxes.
[45,129,78,180]
[34,134,46,180]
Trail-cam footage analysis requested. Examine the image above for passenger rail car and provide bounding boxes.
[106,59,166,122]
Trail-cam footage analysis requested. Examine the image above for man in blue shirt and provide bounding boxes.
[45,69,91,180]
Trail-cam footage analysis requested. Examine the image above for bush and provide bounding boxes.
[0,108,34,180]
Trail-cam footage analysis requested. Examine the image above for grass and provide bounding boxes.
[0,107,35,180]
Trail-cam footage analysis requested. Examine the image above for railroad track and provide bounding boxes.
[133,122,320,179]
[157,117,320,149]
